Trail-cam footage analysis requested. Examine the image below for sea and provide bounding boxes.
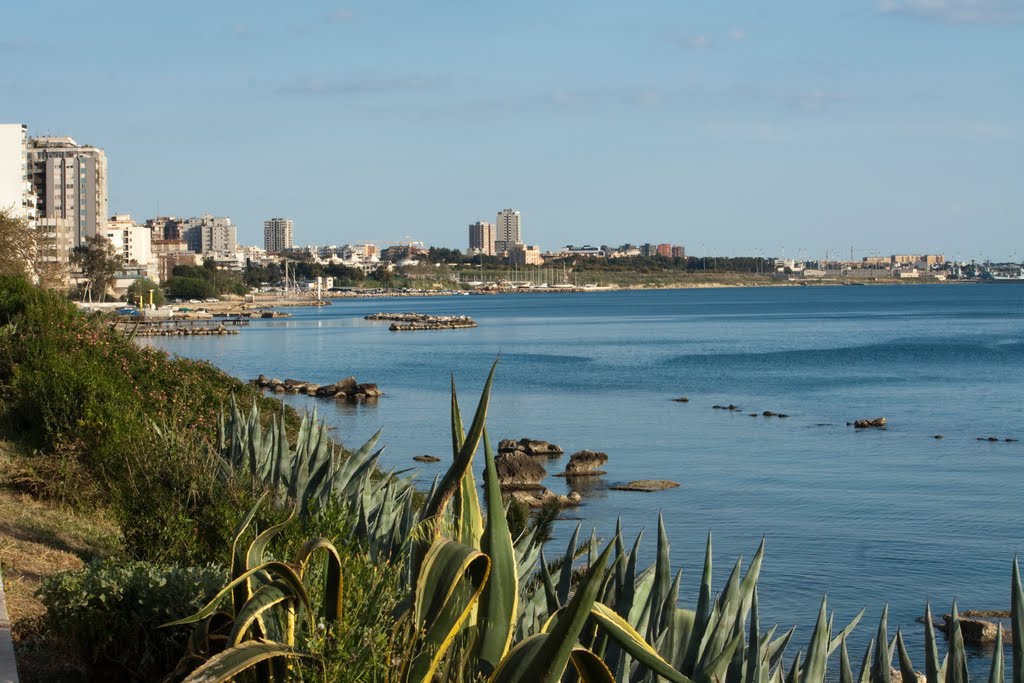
[146,283,1024,672]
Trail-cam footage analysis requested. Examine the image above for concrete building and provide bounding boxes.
[509,244,543,266]
[105,214,157,281]
[0,123,36,224]
[495,209,522,254]
[657,243,672,257]
[28,136,107,248]
[264,217,293,254]
[177,214,237,254]
[468,221,496,256]
[152,239,200,282]
[671,245,686,259]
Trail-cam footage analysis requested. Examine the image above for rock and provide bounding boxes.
[611,480,680,492]
[560,450,609,476]
[498,439,522,453]
[988,437,1000,442]
[1007,438,1019,443]
[413,455,441,463]
[256,374,270,387]
[273,385,285,393]
[357,383,382,397]
[518,438,563,457]
[305,384,320,396]
[672,396,689,403]
[853,417,887,428]
[510,488,581,508]
[749,413,758,417]
[316,377,358,397]
[777,413,789,418]
[934,434,944,439]
[283,378,305,389]
[943,615,1001,644]
[763,411,776,416]
[728,404,741,411]
[495,451,548,488]
[269,378,283,387]
[890,667,927,683]
[712,405,725,410]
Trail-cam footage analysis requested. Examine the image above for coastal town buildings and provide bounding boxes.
[174,214,237,254]
[105,214,157,282]
[0,124,36,224]
[263,217,293,254]
[468,221,496,256]
[152,238,200,282]
[495,209,522,254]
[27,136,107,249]
[508,244,543,266]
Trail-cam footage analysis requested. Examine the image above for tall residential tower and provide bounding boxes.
[264,217,293,253]
[27,136,107,249]
[495,209,522,254]
[468,221,495,256]
[0,124,36,224]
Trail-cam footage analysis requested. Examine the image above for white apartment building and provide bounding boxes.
[28,136,107,248]
[0,124,36,224]
[468,221,496,256]
[105,214,158,281]
[263,217,293,253]
[495,209,522,254]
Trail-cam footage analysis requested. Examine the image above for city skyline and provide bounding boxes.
[2,1,1022,260]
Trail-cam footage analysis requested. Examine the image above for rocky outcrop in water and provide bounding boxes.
[495,451,547,489]
[509,489,582,508]
[251,375,381,399]
[557,450,608,477]
[413,455,441,463]
[610,480,680,492]
[498,438,564,457]
[853,417,887,428]
[365,312,477,330]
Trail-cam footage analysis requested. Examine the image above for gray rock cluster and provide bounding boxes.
[250,375,381,399]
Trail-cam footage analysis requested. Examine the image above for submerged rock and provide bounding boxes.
[413,455,441,463]
[853,417,887,429]
[510,489,582,508]
[672,396,690,403]
[611,480,680,492]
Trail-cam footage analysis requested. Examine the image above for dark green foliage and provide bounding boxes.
[505,497,530,541]
[165,275,216,299]
[125,277,166,306]
[38,560,226,683]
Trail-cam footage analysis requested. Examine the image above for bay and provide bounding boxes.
[147,283,1024,667]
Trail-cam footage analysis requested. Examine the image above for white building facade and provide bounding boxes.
[105,214,158,281]
[0,123,36,224]
[263,217,293,253]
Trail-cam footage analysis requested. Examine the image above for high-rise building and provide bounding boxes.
[264,217,293,253]
[495,209,522,254]
[468,221,495,256]
[671,245,686,259]
[176,214,237,254]
[0,124,36,224]
[105,214,157,281]
[28,136,107,248]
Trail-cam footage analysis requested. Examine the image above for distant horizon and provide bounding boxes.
[4,1,1021,260]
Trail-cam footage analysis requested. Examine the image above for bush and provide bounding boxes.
[38,560,226,683]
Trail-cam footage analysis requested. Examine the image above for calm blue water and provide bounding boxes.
[148,284,1024,669]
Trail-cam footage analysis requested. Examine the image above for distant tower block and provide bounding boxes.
[469,221,495,256]
[495,209,522,254]
[264,217,294,254]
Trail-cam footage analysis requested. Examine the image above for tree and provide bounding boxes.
[0,208,35,279]
[165,276,216,300]
[126,278,166,307]
[71,234,122,302]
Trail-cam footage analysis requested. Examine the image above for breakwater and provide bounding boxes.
[364,312,477,330]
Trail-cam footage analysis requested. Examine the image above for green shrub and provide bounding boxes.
[38,560,226,683]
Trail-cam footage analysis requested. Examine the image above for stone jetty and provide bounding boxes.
[364,312,477,331]
[123,323,239,337]
[250,375,381,399]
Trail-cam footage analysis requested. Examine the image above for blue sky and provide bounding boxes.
[3,0,1022,259]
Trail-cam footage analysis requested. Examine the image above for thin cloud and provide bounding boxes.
[691,35,711,48]
[878,0,1024,23]
[325,9,356,24]
[730,29,747,41]
[277,77,446,96]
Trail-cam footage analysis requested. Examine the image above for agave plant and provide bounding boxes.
[162,496,344,681]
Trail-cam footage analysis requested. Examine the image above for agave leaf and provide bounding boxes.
[945,602,968,683]
[896,631,918,683]
[180,639,318,683]
[682,531,715,675]
[699,632,744,683]
[650,512,673,642]
[840,638,854,683]
[787,651,803,683]
[406,538,491,683]
[871,606,892,683]
[803,596,832,683]
[590,602,694,683]
[422,358,499,529]
[226,580,294,648]
[450,375,484,549]
[766,627,796,671]
[1012,559,1024,683]
[829,609,865,657]
[924,604,942,683]
[989,625,1005,683]
[230,495,268,613]
[504,540,615,683]
[570,647,617,682]
[478,427,519,671]
[558,524,582,605]
[294,537,344,623]
[490,634,548,683]
[745,588,763,683]
[163,562,309,629]
[246,504,297,578]
[858,641,874,683]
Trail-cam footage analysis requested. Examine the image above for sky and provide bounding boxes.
[3,0,1022,260]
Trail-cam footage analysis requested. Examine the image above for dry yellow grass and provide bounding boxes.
[0,439,121,681]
